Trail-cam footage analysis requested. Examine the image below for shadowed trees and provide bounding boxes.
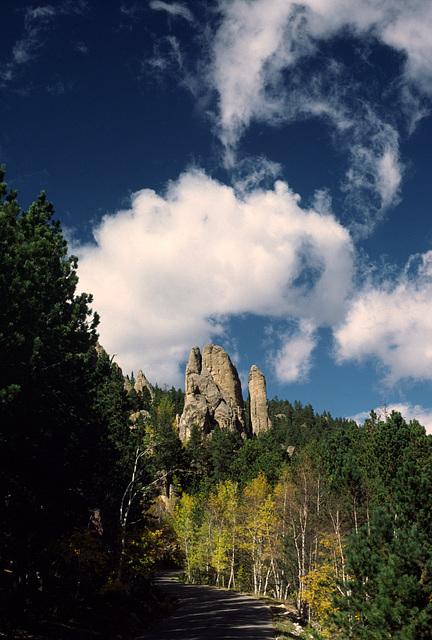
[0,166,102,602]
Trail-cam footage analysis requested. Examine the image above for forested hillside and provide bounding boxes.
[1,169,432,639]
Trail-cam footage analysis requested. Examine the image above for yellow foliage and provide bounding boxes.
[52,530,108,574]
[173,493,201,581]
[125,528,162,575]
[207,481,239,581]
[48,530,109,595]
[302,533,342,638]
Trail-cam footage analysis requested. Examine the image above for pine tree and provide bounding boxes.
[185,423,211,493]
[0,167,101,604]
[333,507,432,639]
[332,416,432,638]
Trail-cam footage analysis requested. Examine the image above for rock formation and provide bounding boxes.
[178,344,247,441]
[124,369,154,400]
[129,409,150,427]
[248,365,271,435]
[134,369,155,399]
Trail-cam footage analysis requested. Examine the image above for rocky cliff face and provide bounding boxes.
[178,344,247,441]
[248,365,271,435]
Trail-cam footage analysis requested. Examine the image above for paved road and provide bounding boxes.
[136,572,274,640]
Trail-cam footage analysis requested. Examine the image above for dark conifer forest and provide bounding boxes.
[1,168,432,638]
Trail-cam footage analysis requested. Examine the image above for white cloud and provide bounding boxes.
[210,1,307,153]
[302,0,432,96]
[269,320,317,384]
[379,1,432,95]
[334,251,432,385]
[341,115,403,237]
[74,169,354,386]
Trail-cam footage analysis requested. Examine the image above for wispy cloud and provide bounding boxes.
[149,1,194,23]
[6,0,432,400]
[145,1,196,82]
[379,1,432,95]
[145,35,185,78]
[205,0,420,235]
[120,0,432,389]
[0,1,88,87]
[145,0,430,236]
[75,41,88,55]
[46,77,69,95]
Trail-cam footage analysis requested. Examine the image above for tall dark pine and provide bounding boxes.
[332,414,432,639]
[0,167,100,599]
[334,507,432,639]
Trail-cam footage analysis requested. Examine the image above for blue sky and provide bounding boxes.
[2,0,432,431]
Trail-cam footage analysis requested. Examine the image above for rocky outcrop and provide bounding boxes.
[124,369,154,399]
[248,365,271,435]
[129,409,150,427]
[134,369,154,399]
[178,344,247,441]
[96,342,125,382]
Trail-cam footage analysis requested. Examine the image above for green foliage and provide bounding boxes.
[128,385,152,412]
[172,408,432,638]
[331,414,432,639]
[208,424,243,484]
[48,530,110,600]
[0,167,105,605]
[231,430,287,487]
[152,384,185,417]
[0,170,164,638]
[333,508,432,639]
[148,394,185,477]
[268,398,355,449]
[93,348,137,468]
[185,423,212,493]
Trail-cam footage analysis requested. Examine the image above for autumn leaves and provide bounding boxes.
[172,458,345,635]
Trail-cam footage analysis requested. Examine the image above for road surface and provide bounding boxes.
[136,572,274,640]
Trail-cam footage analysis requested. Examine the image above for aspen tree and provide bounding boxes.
[210,481,240,589]
[173,493,201,582]
[274,457,320,615]
[240,473,274,595]
[302,533,344,637]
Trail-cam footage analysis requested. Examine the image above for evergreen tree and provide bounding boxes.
[231,430,287,487]
[332,415,432,638]
[147,394,185,495]
[91,347,142,529]
[0,167,101,603]
[185,423,211,493]
[208,424,243,484]
[322,423,366,532]
[333,507,432,639]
